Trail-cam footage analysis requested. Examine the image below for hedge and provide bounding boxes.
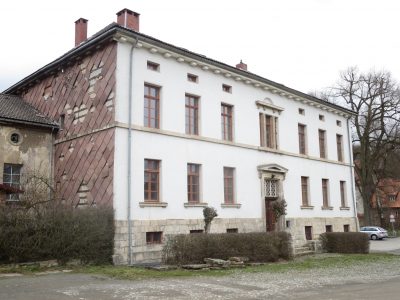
[319,232,369,254]
[0,206,114,264]
[162,232,292,265]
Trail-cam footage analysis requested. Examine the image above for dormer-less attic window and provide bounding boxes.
[187,73,198,83]
[147,61,160,71]
[222,84,232,93]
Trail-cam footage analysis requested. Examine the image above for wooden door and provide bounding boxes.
[305,226,313,240]
[265,199,276,231]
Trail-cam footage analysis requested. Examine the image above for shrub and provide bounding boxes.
[162,232,292,265]
[0,206,114,264]
[319,232,369,254]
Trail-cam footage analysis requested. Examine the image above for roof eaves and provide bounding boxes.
[0,117,59,130]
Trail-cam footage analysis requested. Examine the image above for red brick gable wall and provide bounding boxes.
[18,42,117,207]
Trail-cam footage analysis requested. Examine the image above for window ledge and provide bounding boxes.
[300,205,314,210]
[139,202,168,208]
[221,203,241,208]
[184,202,208,207]
[321,206,334,210]
[340,206,350,210]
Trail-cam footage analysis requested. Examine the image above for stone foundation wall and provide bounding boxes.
[113,218,264,265]
[113,216,358,265]
[286,217,359,247]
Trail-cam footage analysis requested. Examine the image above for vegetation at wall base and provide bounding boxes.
[0,206,114,264]
[319,232,369,254]
[162,232,292,265]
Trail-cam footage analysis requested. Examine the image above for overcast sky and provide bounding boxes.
[1,0,400,94]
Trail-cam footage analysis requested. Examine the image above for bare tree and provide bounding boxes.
[331,67,400,225]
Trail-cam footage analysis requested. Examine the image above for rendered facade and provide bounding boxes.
[3,9,358,264]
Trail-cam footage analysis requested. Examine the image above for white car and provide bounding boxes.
[360,226,388,240]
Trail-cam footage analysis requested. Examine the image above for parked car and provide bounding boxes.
[360,226,388,240]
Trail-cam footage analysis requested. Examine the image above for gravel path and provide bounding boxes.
[1,254,400,300]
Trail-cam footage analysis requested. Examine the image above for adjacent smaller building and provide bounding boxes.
[0,94,58,203]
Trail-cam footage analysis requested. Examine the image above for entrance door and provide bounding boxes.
[305,226,313,240]
[265,199,276,231]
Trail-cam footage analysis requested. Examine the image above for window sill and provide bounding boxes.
[139,202,168,208]
[300,205,314,210]
[340,206,350,210]
[321,206,334,210]
[221,203,241,208]
[184,202,208,207]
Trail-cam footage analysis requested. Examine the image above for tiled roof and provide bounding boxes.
[4,23,354,116]
[0,93,58,128]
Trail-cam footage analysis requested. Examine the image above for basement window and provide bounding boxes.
[190,229,204,234]
[226,228,238,233]
[146,231,163,244]
[147,61,160,71]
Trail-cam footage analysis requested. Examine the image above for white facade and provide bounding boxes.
[112,38,357,264]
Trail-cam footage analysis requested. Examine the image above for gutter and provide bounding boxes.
[347,118,359,231]
[127,38,139,265]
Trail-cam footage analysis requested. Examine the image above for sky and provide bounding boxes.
[1,0,400,95]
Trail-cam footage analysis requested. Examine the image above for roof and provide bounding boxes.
[0,94,58,129]
[3,23,354,116]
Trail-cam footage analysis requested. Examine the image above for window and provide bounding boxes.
[190,229,204,234]
[187,73,198,83]
[221,104,233,141]
[389,195,396,202]
[340,181,347,207]
[325,225,333,232]
[185,94,199,135]
[144,159,160,202]
[318,129,326,158]
[147,61,159,71]
[227,228,238,233]
[3,164,22,201]
[336,120,342,127]
[298,108,305,115]
[222,84,232,93]
[319,114,325,121]
[322,179,329,207]
[298,124,306,154]
[301,176,309,206]
[10,133,20,144]
[144,84,160,128]
[336,134,343,162]
[344,224,350,232]
[59,114,65,130]
[223,167,235,204]
[265,179,279,198]
[260,114,278,149]
[146,231,162,244]
[187,163,200,203]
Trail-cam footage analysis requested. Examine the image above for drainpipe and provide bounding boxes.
[347,117,359,231]
[127,38,138,265]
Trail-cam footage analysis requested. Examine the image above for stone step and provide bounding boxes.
[294,250,315,257]
[295,246,312,252]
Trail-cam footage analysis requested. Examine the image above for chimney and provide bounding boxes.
[236,60,248,71]
[75,18,88,46]
[116,8,140,31]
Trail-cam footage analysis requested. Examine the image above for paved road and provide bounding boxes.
[370,236,400,254]
[0,238,399,300]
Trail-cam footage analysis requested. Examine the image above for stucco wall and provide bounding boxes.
[0,125,53,201]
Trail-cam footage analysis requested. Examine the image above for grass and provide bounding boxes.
[1,253,398,280]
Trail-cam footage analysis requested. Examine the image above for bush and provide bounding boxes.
[162,232,292,265]
[319,232,369,254]
[0,206,114,264]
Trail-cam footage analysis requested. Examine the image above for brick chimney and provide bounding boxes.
[236,60,248,71]
[75,18,88,47]
[116,8,140,31]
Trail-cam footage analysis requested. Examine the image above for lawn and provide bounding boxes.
[1,253,398,280]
